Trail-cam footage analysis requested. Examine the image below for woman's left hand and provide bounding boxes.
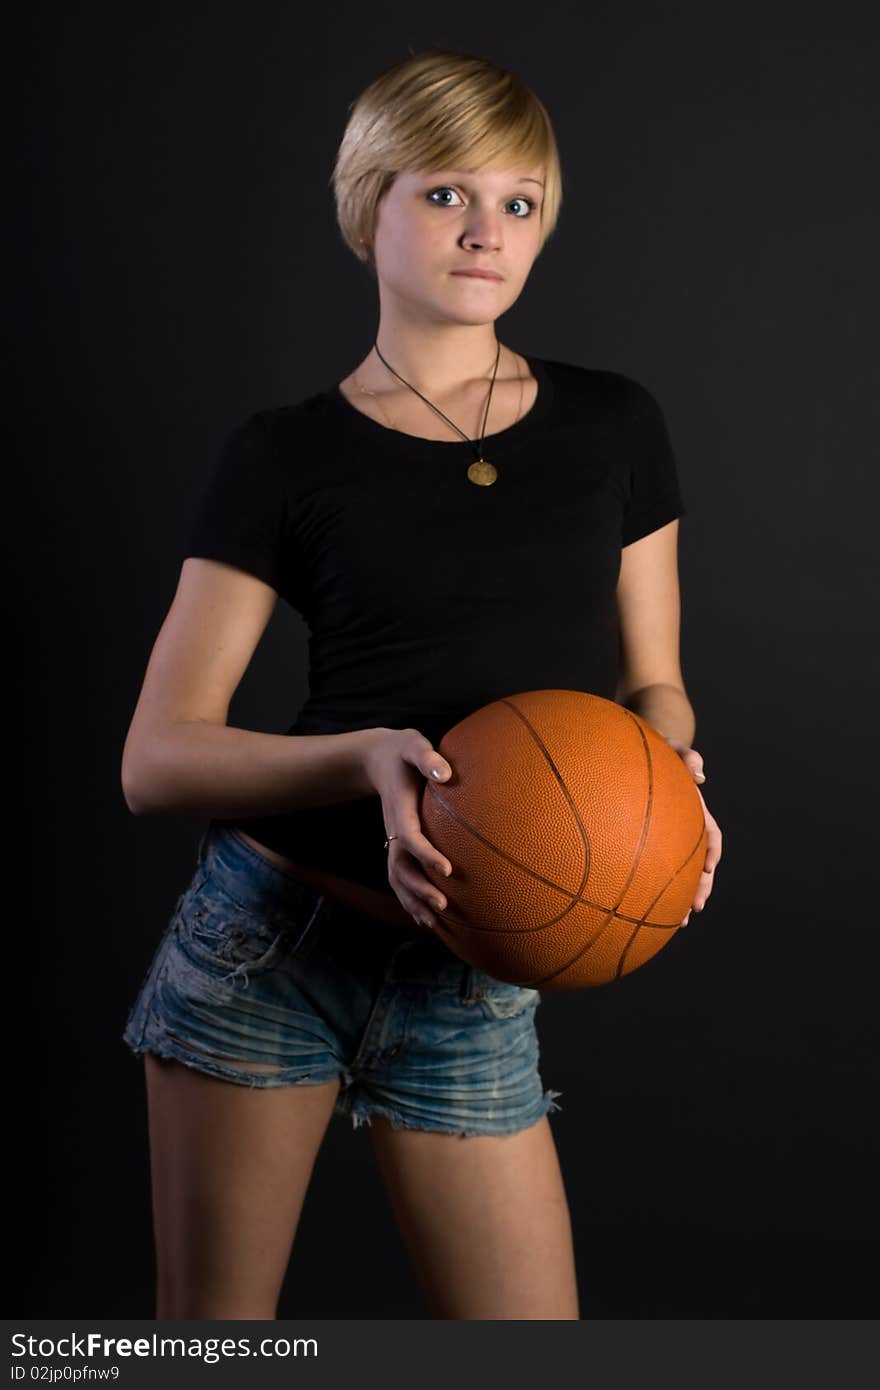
[662,738,723,926]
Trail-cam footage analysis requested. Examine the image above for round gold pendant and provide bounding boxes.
[467,459,498,486]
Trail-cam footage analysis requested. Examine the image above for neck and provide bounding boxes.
[371,321,503,395]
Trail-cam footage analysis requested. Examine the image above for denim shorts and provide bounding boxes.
[121,824,563,1137]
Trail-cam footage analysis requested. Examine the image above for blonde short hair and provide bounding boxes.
[331,48,563,277]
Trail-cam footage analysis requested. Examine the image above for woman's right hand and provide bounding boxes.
[361,728,454,931]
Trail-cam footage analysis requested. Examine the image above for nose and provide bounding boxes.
[462,213,503,253]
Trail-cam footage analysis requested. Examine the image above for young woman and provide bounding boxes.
[121,47,722,1321]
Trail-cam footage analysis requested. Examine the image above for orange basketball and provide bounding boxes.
[420,689,707,990]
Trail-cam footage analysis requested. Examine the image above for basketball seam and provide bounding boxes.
[531,707,656,986]
[424,693,704,988]
[424,708,694,934]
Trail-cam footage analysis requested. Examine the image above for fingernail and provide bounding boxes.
[443,864,452,877]
[431,767,449,779]
[695,771,706,780]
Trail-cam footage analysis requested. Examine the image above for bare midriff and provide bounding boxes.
[234,829,419,932]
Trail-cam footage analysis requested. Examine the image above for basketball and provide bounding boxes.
[420,689,707,990]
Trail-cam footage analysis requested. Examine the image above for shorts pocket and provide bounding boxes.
[468,968,541,1021]
[173,874,315,980]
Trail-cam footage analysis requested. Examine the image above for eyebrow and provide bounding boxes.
[436,170,545,187]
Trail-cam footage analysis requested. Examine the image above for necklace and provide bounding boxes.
[353,340,523,486]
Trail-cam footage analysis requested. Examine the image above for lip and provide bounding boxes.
[450,269,504,281]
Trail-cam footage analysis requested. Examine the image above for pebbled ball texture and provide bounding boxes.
[420,689,707,991]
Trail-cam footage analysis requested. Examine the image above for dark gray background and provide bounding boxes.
[10,0,878,1317]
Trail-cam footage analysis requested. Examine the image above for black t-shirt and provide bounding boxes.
[183,354,687,897]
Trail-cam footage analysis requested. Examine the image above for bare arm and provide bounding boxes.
[124,719,384,817]
[121,557,384,817]
[614,519,720,926]
[614,518,696,747]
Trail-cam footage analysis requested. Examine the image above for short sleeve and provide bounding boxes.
[620,381,687,547]
[183,413,287,591]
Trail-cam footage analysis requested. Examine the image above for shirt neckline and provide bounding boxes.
[324,353,555,453]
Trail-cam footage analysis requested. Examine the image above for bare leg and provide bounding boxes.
[367,1113,580,1319]
[144,1054,340,1319]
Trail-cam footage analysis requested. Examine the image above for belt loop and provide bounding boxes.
[385,935,417,983]
[460,964,479,1003]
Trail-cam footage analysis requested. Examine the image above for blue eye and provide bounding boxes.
[507,196,537,217]
[427,187,536,217]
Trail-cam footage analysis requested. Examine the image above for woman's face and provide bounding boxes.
[370,165,545,324]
